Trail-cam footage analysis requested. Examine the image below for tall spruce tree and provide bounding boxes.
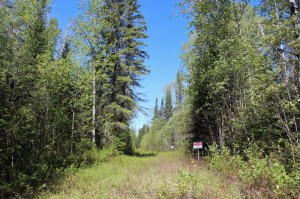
[97,0,148,153]
[159,97,165,120]
[75,0,148,153]
[153,97,159,121]
[0,0,150,196]
[164,85,173,120]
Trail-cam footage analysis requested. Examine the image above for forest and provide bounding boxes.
[0,0,299,198]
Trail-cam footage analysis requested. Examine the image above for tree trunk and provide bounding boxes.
[290,0,300,91]
[71,104,75,154]
[92,67,96,143]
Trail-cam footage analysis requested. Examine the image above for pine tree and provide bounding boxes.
[74,0,148,152]
[101,0,149,153]
[159,97,165,120]
[153,97,159,121]
[0,0,150,195]
[164,85,173,120]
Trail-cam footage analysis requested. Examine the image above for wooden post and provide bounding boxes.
[197,148,200,161]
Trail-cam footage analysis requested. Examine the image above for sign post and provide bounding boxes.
[193,142,203,161]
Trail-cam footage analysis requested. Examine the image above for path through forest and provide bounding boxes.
[39,152,242,199]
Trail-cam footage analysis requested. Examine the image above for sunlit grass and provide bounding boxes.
[39,151,242,199]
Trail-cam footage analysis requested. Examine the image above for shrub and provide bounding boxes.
[80,144,119,167]
[207,144,300,198]
[207,144,245,175]
[176,169,196,197]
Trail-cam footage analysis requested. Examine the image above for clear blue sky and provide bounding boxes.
[132,0,189,130]
[51,0,189,131]
[51,0,260,131]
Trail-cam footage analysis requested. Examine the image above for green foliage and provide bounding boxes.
[158,182,172,199]
[80,145,119,167]
[164,85,173,120]
[140,106,191,152]
[207,145,300,198]
[159,97,165,120]
[140,119,166,151]
[139,72,188,152]
[207,144,245,175]
[40,152,241,198]
[176,169,196,198]
[0,0,90,197]
[137,124,149,148]
[175,69,185,111]
[153,98,159,121]
[0,0,148,197]
[178,2,300,198]
[74,0,148,151]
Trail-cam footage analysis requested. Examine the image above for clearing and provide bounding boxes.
[39,152,241,199]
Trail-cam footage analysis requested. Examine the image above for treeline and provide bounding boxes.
[138,0,299,196]
[0,0,147,197]
[182,0,299,165]
[140,0,300,165]
[138,70,190,151]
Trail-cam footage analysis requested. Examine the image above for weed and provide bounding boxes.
[39,151,242,199]
[207,144,300,198]
[157,182,171,199]
[176,169,196,198]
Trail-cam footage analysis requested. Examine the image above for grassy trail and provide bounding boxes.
[39,152,241,199]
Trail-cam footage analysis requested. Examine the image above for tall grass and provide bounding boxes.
[207,144,300,198]
[39,151,241,199]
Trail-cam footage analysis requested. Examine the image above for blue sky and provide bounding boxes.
[51,0,260,131]
[131,0,189,130]
[52,0,189,131]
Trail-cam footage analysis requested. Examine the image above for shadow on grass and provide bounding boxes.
[132,151,158,158]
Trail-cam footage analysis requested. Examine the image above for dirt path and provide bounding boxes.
[39,152,241,199]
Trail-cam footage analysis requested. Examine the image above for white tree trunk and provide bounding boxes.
[92,68,96,143]
[71,104,75,154]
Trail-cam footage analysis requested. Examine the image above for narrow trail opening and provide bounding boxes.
[39,152,241,199]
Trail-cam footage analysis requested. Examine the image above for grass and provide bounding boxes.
[38,151,242,199]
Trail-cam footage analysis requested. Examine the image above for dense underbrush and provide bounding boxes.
[207,144,300,198]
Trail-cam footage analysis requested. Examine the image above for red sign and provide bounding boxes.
[193,142,203,149]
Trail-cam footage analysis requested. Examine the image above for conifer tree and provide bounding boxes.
[164,85,173,120]
[100,0,148,153]
[0,0,150,195]
[159,97,165,120]
[75,0,148,152]
[153,98,159,121]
